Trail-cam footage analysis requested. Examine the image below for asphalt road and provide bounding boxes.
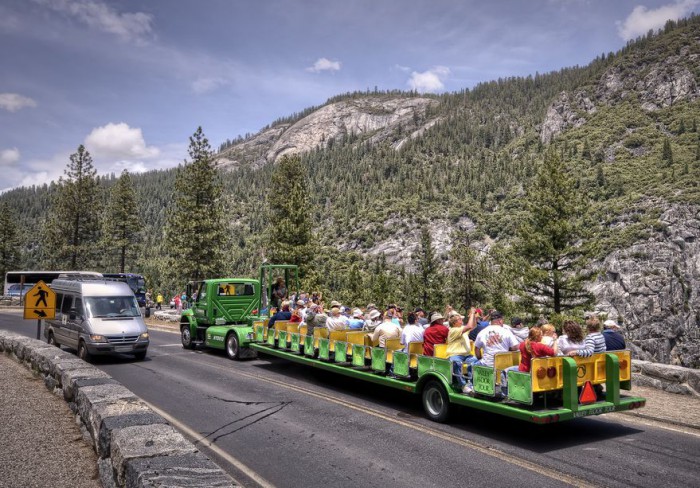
[2,310,699,488]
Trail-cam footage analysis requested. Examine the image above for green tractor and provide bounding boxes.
[179,264,299,359]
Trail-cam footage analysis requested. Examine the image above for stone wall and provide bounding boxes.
[0,331,233,487]
[633,359,700,397]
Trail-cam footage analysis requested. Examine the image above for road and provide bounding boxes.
[1,310,699,488]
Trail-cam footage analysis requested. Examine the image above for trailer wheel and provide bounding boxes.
[47,331,60,348]
[422,380,451,423]
[226,333,240,360]
[181,326,195,350]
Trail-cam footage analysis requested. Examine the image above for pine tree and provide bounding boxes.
[0,202,21,284]
[163,127,228,287]
[448,230,487,310]
[515,150,593,315]
[662,138,673,166]
[412,227,443,311]
[266,155,314,272]
[102,170,140,272]
[42,145,102,269]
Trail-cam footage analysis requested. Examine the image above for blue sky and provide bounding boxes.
[1,0,698,191]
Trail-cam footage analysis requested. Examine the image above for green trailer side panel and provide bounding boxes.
[278,330,288,349]
[392,351,410,377]
[371,347,387,372]
[266,329,276,346]
[304,335,314,357]
[290,333,300,353]
[417,356,452,384]
[334,341,348,363]
[473,366,495,396]
[352,344,366,367]
[508,371,533,404]
[319,338,330,360]
[254,325,265,342]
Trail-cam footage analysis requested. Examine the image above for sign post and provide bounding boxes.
[23,281,56,340]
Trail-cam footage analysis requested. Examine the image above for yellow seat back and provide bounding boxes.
[385,338,402,363]
[434,343,448,359]
[408,341,424,368]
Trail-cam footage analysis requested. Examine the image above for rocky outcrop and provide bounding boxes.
[540,90,596,143]
[216,96,439,169]
[591,202,700,368]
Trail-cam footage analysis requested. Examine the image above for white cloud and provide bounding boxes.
[307,57,342,73]
[394,64,411,72]
[617,1,699,40]
[407,66,451,93]
[84,122,160,159]
[34,0,154,42]
[192,76,229,95]
[0,148,20,165]
[0,93,37,112]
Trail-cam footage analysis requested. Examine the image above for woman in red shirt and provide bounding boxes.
[501,327,555,397]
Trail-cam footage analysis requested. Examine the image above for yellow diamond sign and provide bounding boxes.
[23,280,56,320]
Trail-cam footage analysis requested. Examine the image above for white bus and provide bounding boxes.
[3,271,103,297]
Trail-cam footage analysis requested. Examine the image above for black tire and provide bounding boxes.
[77,341,92,363]
[47,331,60,348]
[226,333,240,360]
[181,326,195,350]
[422,380,451,423]
[134,351,147,361]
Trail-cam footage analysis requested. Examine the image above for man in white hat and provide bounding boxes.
[603,319,626,351]
[364,309,382,332]
[348,308,365,329]
[423,312,449,356]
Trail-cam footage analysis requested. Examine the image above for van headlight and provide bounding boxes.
[90,335,107,343]
[139,332,149,340]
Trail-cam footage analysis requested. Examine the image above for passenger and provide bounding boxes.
[468,308,489,341]
[271,277,287,309]
[540,323,559,353]
[447,309,478,393]
[570,317,606,357]
[501,327,556,396]
[268,300,292,329]
[364,309,382,332]
[413,307,429,327]
[296,300,307,321]
[423,312,449,356]
[505,316,528,344]
[400,312,424,353]
[472,311,519,366]
[290,305,303,324]
[326,306,347,331]
[603,319,626,351]
[556,320,585,355]
[367,311,401,347]
[347,309,365,329]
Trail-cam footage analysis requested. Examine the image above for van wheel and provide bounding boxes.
[226,333,240,360]
[47,332,60,348]
[77,341,92,363]
[181,326,195,350]
[134,351,147,361]
[422,380,451,423]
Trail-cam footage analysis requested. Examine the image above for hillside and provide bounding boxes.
[2,17,700,367]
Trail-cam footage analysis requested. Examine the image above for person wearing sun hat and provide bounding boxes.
[422,312,449,356]
[603,319,626,351]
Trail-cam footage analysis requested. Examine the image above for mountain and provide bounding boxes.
[3,16,700,367]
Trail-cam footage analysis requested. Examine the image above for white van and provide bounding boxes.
[44,279,149,361]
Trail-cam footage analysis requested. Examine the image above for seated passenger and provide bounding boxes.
[367,311,401,347]
[603,319,626,351]
[468,308,489,341]
[570,317,606,357]
[268,301,292,329]
[505,316,528,344]
[540,323,559,354]
[326,306,348,331]
[556,320,585,355]
[446,309,478,393]
[423,312,449,356]
[364,309,382,332]
[501,327,555,396]
[290,306,303,324]
[347,308,365,330]
[400,312,424,353]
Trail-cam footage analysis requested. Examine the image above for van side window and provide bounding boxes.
[61,295,73,314]
[55,293,64,312]
[74,297,84,318]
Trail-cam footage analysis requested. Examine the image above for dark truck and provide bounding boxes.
[179,264,298,359]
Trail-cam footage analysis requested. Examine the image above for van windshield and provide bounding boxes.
[85,296,141,318]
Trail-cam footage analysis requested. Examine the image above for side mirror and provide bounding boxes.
[69,308,77,320]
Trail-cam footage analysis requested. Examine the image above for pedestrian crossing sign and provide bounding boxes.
[23,280,56,320]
